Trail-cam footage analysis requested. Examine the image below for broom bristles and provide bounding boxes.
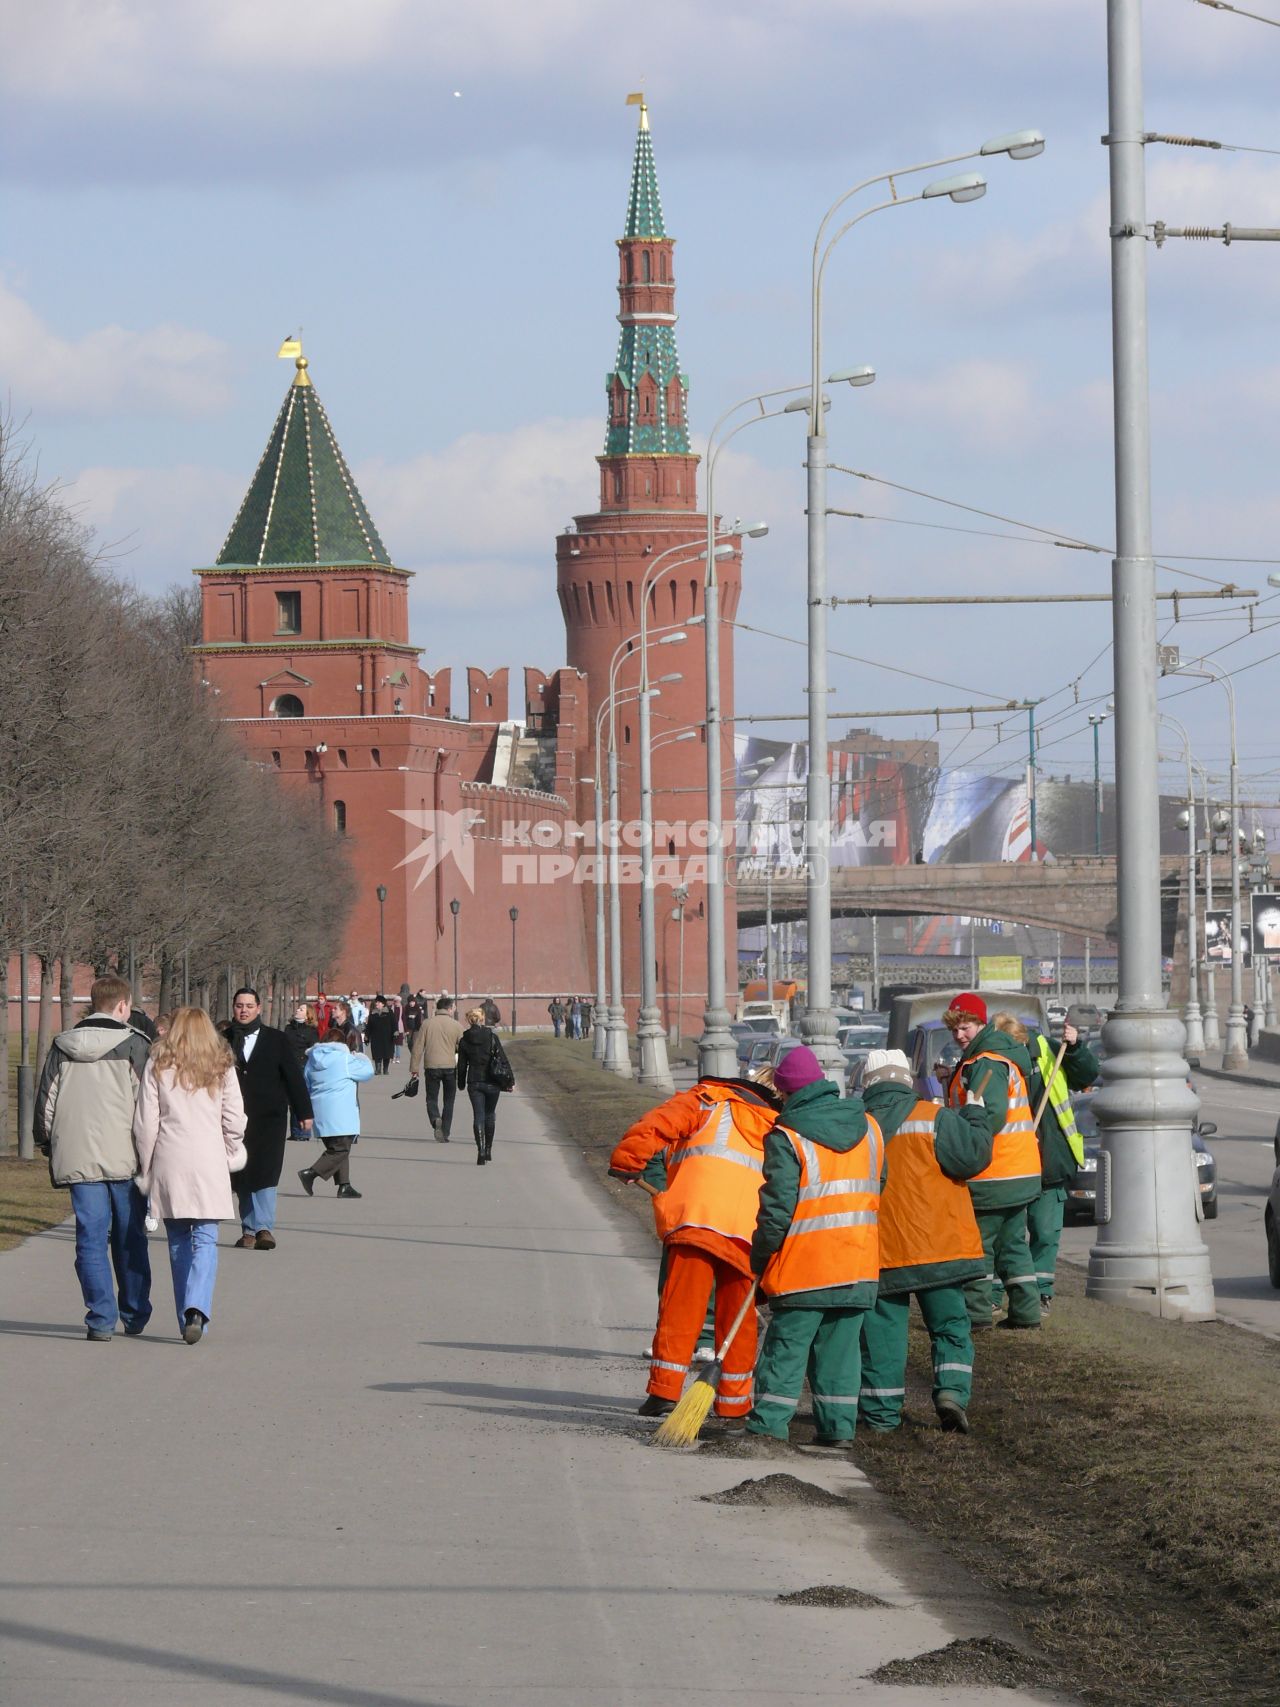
[652,1367,719,1447]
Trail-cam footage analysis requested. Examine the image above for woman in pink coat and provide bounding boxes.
[133,1007,248,1344]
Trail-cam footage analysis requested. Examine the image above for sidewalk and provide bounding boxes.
[0,1073,1072,1706]
[1192,1047,1280,1091]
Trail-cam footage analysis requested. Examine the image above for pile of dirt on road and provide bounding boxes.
[704,1473,847,1509]
[869,1635,1059,1690]
[777,1584,889,1608]
[852,1265,1280,1707]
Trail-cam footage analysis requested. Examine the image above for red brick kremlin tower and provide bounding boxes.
[556,99,742,1039]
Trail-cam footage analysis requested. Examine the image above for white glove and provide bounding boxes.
[965,1090,985,1108]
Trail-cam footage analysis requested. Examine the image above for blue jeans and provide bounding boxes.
[165,1219,219,1333]
[69,1180,152,1334]
[236,1186,277,1234]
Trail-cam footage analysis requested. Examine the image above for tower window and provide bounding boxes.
[276,591,302,634]
[337,748,348,767]
[333,800,347,834]
[271,750,281,768]
[272,693,304,717]
[371,748,382,767]
[642,251,651,283]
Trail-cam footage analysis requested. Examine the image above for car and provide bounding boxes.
[730,1022,758,1069]
[1066,1099,1218,1224]
[739,1014,782,1036]
[888,990,1056,1101]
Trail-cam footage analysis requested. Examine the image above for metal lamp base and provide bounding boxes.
[637,1006,674,1093]
[604,1005,633,1078]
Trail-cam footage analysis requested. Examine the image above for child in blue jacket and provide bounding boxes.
[299,1028,375,1199]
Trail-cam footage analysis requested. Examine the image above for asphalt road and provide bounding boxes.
[1061,1073,1280,1335]
[0,1074,1065,1707]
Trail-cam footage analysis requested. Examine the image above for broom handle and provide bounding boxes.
[1031,1040,1070,1134]
[714,1283,759,1365]
[634,1179,661,1197]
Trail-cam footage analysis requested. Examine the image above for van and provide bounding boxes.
[888,989,1053,1101]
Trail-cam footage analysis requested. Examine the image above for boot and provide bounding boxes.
[483,1137,493,1162]
[474,1127,486,1165]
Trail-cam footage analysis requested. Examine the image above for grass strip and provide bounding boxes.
[0,1156,67,1253]
[515,1038,1280,1707]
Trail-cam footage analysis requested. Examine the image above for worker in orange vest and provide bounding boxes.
[610,1074,780,1419]
[745,1046,881,1446]
[858,1048,998,1434]
[943,992,1042,1330]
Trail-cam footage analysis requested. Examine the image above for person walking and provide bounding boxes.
[456,1007,513,1166]
[34,974,153,1341]
[547,996,566,1038]
[408,995,466,1141]
[942,993,1042,1331]
[858,1048,995,1435]
[132,1008,248,1344]
[568,997,583,1040]
[284,1002,319,1138]
[609,1069,780,1421]
[223,988,313,1250]
[299,1028,375,1199]
[365,997,397,1075]
[999,1013,1098,1315]
[744,1047,882,1447]
[480,996,502,1028]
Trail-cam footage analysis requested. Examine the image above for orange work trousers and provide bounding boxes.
[648,1246,757,1416]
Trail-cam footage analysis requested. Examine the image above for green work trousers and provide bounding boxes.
[857,1286,974,1431]
[1026,1186,1067,1302]
[964,1205,1040,1327]
[745,1305,867,1441]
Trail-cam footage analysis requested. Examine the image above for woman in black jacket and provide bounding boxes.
[456,1007,510,1166]
[283,1003,320,1137]
[365,998,397,1075]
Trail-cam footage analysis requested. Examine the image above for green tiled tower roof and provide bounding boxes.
[217,359,390,567]
[624,106,666,238]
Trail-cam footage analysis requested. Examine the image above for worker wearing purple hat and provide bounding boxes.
[745,1046,882,1446]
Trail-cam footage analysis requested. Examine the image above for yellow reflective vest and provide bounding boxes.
[1034,1033,1084,1167]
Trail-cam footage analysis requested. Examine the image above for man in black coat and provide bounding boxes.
[223,988,313,1250]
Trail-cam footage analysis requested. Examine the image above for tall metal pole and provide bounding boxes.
[636,672,674,1090]
[509,908,518,1038]
[1055,930,1063,1000]
[1092,715,1104,855]
[803,424,840,1079]
[870,915,879,1010]
[592,771,609,1062]
[1089,0,1213,1319]
[16,938,33,1159]
[1201,784,1220,1049]
[970,916,978,989]
[764,867,776,1003]
[699,460,736,1079]
[1085,935,1092,1002]
[1161,714,1204,1055]
[1028,705,1038,861]
[605,737,632,1077]
[450,900,460,1008]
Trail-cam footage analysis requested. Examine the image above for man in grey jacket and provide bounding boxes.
[34,973,153,1340]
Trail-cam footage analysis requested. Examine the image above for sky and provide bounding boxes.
[4,0,1280,806]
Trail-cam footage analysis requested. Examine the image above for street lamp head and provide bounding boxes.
[685,614,707,627]
[655,672,683,685]
[1177,809,1191,830]
[980,128,1046,160]
[827,366,876,388]
[698,543,736,560]
[450,898,461,916]
[740,520,769,537]
[784,394,831,413]
[658,631,687,644]
[1268,572,1280,590]
[923,171,988,203]
[509,906,519,923]
[376,884,387,903]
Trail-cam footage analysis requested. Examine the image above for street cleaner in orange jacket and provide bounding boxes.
[610,1073,781,1419]
[858,1048,998,1435]
[744,1046,882,1446]
[943,992,1043,1331]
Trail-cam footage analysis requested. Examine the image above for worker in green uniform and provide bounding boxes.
[1022,1017,1099,1313]
[943,993,1043,1331]
[859,1048,998,1434]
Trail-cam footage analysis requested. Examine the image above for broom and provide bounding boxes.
[625,1176,759,1449]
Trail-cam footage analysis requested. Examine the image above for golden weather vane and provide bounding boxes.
[626,90,649,131]
[276,334,310,387]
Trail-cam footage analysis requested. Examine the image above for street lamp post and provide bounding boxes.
[1160,713,1205,1056]
[672,885,689,1045]
[449,898,460,1007]
[376,884,388,994]
[509,907,518,1037]
[1199,781,1221,1050]
[1088,0,1213,1319]
[1089,711,1109,855]
[1175,659,1247,1070]
[805,140,1041,1077]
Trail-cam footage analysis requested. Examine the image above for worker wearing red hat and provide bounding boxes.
[942,992,1043,1331]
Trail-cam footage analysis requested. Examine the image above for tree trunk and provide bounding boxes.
[158,951,175,1016]
[0,953,9,1150]
[60,947,76,1031]
[36,953,56,1076]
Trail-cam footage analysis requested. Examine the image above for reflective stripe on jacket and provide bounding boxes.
[879,1103,985,1274]
[1034,1033,1084,1167]
[650,1092,770,1249]
[760,1118,882,1300]
[949,1051,1041,1188]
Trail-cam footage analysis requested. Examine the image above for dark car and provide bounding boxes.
[1065,1099,1218,1223]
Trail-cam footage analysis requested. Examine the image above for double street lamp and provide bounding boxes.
[376,884,388,994]
[802,129,1045,1080]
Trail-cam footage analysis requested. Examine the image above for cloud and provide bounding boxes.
[881,358,1039,449]
[66,463,243,579]
[0,281,231,420]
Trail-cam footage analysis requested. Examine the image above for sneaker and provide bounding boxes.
[86,1327,113,1342]
[254,1229,277,1250]
[235,1233,257,1250]
[1040,1296,1053,1315]
[692,1342,717,1365]
[935,1396,970,1434]
[297,1168,316,1196]
[637,1395,676,1417]
[182,1309,206,1345]
[336,1183,362,1199]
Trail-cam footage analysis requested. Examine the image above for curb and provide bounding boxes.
[1193,1063,1280,1094]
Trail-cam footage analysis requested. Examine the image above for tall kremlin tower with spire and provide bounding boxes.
[557,97,741,1032]
[194,102,737,1031]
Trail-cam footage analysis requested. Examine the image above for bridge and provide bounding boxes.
[733,855,1186,940]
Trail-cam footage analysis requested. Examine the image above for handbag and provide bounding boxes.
[392,1075,421,1100]
[487,1033,515,1093]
